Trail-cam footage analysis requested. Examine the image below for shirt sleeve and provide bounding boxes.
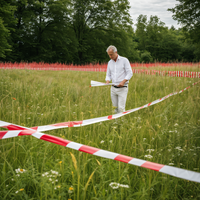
[124,58,133,80]
[105,62,111,81]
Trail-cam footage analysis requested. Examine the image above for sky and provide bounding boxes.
[129,0,181,29]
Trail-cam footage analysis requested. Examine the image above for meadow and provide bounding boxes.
[0,67,200,200]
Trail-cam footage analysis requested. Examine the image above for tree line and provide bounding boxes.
[0,0,199,64]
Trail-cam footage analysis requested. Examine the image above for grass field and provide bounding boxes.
[0,68,200,200]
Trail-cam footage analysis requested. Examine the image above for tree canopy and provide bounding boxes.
[168,0,200,60]
[0,0,199,63]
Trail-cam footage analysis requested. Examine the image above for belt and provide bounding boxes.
[112,85,127,88]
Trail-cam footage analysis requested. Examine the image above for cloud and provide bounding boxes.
[129,0,181,28]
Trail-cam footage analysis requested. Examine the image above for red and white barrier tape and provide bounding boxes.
[27,81,200,132]
[0,121,200,183]
[1,63,199,78]
[0,81,199,183]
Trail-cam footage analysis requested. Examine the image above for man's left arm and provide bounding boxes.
[118,58,133,87]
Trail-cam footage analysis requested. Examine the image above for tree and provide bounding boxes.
[135,15,182,62]
[168,0,200,60]
[69,0,133,64]
[0,0,16,58]
[3,0,74,63]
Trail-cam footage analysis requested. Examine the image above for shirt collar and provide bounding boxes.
[112,55,121,62]
[117,55,121,60]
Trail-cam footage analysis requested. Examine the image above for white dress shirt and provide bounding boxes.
[105,55,133,85]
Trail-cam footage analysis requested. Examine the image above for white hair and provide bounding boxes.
[106,45,117,53]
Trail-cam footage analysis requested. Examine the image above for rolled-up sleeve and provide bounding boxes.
[124,58,133,80]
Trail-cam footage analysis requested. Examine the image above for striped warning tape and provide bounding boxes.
[28,81,200,132]
[0,121,200,183]
[0,81,199,183]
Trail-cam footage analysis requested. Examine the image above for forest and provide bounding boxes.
[0,0,200,64]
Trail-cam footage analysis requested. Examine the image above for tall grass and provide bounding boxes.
[0,68,200,200]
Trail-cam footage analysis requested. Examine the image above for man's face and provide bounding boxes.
[107,49,118,60]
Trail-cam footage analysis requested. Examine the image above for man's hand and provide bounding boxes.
[106,80,110,84]
[118,79,127,87]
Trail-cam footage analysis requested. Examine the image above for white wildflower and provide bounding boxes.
[169,163,174,166]
[119,184,129,188]
[146,149,154,153]
[144,155,153,159]
[109,182,120,189]
[175,147,183,151]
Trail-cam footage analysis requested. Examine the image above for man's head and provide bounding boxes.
[106,45,118,61]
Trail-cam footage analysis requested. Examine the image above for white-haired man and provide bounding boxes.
[105,45,133,113]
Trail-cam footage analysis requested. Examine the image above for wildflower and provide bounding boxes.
[15,191,18,194]
[169,163,174,166]
[58,185,61,188]
[19,188,24,191]
[175,147,183,151]
[174,123,179,126]
[146,149,154,153]
[143,138,146,141]
[13,98,16,100]
[109,140,112,143]
[15,168,26,173]
[109,182,120,189]
[100,140,104,144]
[119,184,129,188]
[49,178,52,181]
[59,161,62,164]
[144,155,153,159]
[68,186,73,193]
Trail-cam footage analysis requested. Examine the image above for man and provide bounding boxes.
[105,45,133,113]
